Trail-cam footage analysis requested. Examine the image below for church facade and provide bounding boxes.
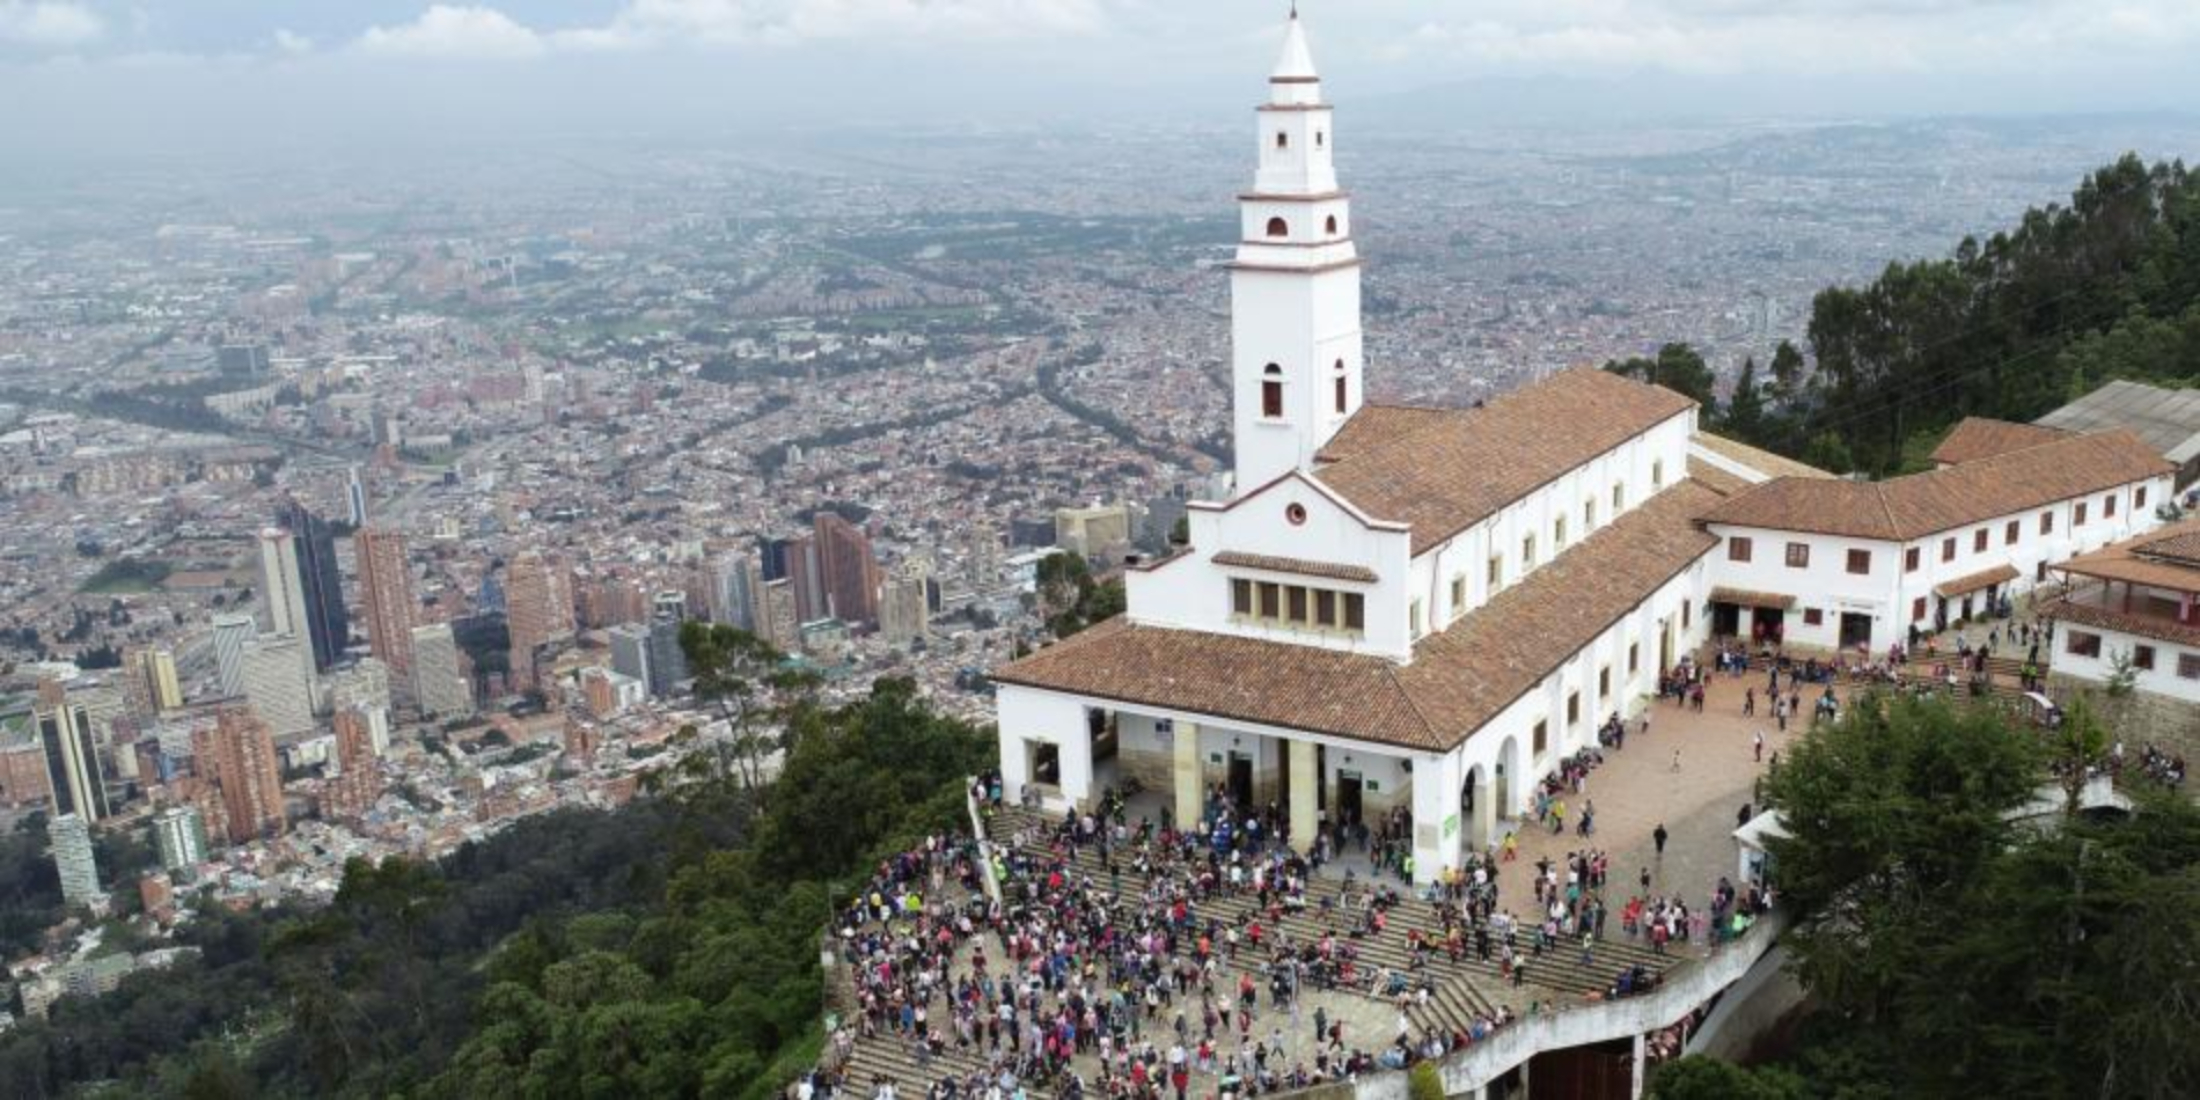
[990,16,2175,885]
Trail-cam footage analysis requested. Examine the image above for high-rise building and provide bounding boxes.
[782,535,826,624]
[505,551,573,693]
[710,553,762,632]
[211,614,255,698]
[759,578,801,651]
[274,502,351,671]
[258,527,311,640]
[241,635,315,737]
[814,512,883,627]
[880,561,932,648]
[324,709,384,823]
[345,465,369,528]
[329,660,392,756]
[36,697,109,823]
[607,623,652,693]
[142,648,183,713]
[199,707,286,844]
[409,623,473,720]
[47,813,100,908]
[353,527,417,686]
[645,617,689,698]
[151,805,210,872]
[121,647,185,717]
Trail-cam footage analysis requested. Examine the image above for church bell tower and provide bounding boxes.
[1229,11,1364,494]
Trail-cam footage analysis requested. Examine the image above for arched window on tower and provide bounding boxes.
[1333,359,1348,413]
[1316,131,1326,149]
[1324,215,1339,236]
[1276,132,1289,150]
[1265,217,1289,239]
[1262,364,1285,419]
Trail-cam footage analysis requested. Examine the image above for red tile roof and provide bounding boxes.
[994,481,1721,752]
[1314,368,1698,556]
[1701,430,2172,541]
[1929,417,2069,466]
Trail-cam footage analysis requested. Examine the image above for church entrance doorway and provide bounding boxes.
[1336,770,1364,833]
[1839,612,1873,650]
[1712,601,1742,639]
[1227,753,1255,811]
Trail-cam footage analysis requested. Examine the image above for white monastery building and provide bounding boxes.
[2043,519,2200,704]
[990,16,2177,885]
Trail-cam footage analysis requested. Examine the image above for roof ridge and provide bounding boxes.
[1382,662,1444,748]
[1872,482,1901,541]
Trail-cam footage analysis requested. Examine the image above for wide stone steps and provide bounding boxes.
[983,808,1681,1011]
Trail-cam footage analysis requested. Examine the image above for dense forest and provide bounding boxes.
[1611,154,2200,475]
[0,676,989,1098]
[1650,696,2200,1099]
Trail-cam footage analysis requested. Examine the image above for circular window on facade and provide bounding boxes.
[1285,503,1308,526]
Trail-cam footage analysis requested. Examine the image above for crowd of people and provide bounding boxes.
[2123,742,2188,789]
[794,772,1534,1099]
[794,678,1805,1100]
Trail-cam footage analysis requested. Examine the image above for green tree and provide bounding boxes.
[679,621,819,792]
[1767,339,1808,404]
[1763,693,2200,1096]
[1648,1056,1803,1100]
[1407,1060,1446,1100]
[1605,342,1720,416]
[1799,431,1853,475]
[1722,356,1766,441]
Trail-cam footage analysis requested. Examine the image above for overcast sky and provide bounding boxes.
[4,1,2198,161]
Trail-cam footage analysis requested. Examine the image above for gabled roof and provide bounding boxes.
[1693,433,1834,481]
[993,481,1721,752]
[1314,368,1698,555]
[1701,430,2172,542]
[1315,405,1450,464]
[1928,417,2069,467]
[2053,517,2200,594]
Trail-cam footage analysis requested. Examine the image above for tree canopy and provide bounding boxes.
[1716,155,2200,475]
[1738,692,2200,1098]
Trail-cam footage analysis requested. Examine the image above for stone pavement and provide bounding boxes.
[1491,669,1833,920]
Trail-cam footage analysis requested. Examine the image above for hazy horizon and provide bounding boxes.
[4,1,2199,165]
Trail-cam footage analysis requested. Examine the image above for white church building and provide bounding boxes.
[990,16,2175,885]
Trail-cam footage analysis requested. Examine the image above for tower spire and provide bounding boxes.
[1228,10,1364,494]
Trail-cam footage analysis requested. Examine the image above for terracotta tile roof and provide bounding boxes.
[1687,457,1751,498]
[1700,430,2172,542]
[1933,564,2020,598]
[2053,517,2200,594]
[1209,551,1378,583]
[1315,405,1452,464]
[1314,368,1698,555]
[1708,587,1796,610]
[993,481,1721,752]
[1929,417,2070,466]
[1693,434,1834,481]
[2038,589,2200,648]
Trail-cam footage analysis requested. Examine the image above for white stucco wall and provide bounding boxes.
[1129,472,1413,659]
[2052,622,2200,704]
[1706,473,2173,652]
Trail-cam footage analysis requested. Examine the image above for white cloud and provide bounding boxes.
[1391,0,2200,77]
[349,0,1122,58]
[271,29,314,57]
[357,5,547,60]
[0,1,103,47]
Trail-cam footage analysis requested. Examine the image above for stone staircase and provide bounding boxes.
[980,807,1685,1045]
